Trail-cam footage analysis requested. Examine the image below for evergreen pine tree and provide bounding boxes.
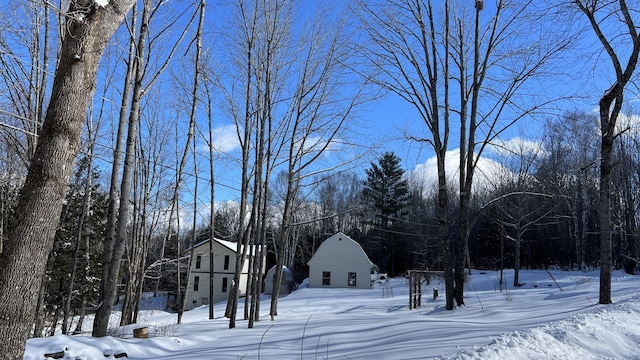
[362,152,409,276]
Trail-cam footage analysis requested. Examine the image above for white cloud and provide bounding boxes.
[617,112,640,137]
[210,124,240,153]
[408,149,512,196]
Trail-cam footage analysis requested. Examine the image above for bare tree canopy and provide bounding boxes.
[356,0,574,308]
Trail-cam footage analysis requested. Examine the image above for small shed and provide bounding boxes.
[264,265,297,297]
[307,232,379,289]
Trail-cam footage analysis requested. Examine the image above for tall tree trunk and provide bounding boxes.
[513,232,521,287]
[204,72,216,321]
[95,1,138,336]
[225,1,256,324]
[598,120,614,304]
[0,1,135,356]
[576,0,640,305]
[94,0,149,337]
[437,152,454,310]
[177,0,204,325]
[251,115,273,326]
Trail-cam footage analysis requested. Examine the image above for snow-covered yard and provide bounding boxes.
[25,269,640,359]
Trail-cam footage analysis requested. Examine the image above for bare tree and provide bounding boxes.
[200,65,217,320]
[357,0,455,309]
[451,0,571,306]
[614,110,640,273]
[93,0,199,335]
[177,0,206,325]
[118,91,175,326]
[93,0,139,336]
[219,0,264,328]
[0,1,51,167]
[575,0,640,304]
[268,1,364,319]
[217,0,365,325]
[61,107,102,334]
[93,0,152,336]
[539,113,600,270]
[0,0,136,356]
[359,0,572,307]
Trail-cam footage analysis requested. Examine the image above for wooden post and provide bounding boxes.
[408,270,413,310]
[133,327,149,339]
[407,270,444,310]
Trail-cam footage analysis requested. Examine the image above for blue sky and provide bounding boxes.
[87,0,639,219]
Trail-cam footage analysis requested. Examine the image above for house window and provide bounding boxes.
[322,271,331,286]
[222,277,228,293]
[195,255,202,269]
[224,255,230,270]
[193,276,200,291]
[348,272,357,287]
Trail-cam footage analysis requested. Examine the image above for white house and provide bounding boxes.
[307,232,379,289]
[184,238,264,310]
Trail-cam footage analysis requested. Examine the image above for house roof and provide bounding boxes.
[308,232,378,270]
[188,238,259,255]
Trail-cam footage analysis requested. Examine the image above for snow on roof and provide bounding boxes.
[188,238,260,255]
[308,232,378,269]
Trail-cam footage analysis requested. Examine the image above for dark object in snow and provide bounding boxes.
[104,349,128,358]
[433,287,439,301]
[44,349,65,359]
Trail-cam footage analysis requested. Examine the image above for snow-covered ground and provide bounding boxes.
[25,269,640,359]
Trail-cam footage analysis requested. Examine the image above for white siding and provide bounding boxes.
[184,239,264,310]
[308,232,376,289]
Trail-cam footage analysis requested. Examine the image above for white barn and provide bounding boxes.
[307,232,379,289]
[184,238,264,310]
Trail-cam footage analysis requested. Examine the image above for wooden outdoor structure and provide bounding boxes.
[407,270,443,310]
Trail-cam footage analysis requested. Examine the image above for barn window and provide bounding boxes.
[222,277,228,293]
[322,271,331,285]
[193,276,200,291]
[348,272,357,287]
[224,255,230,270]
[195,255,202,269]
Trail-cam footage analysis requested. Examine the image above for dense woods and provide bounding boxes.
[0,0,639,358]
